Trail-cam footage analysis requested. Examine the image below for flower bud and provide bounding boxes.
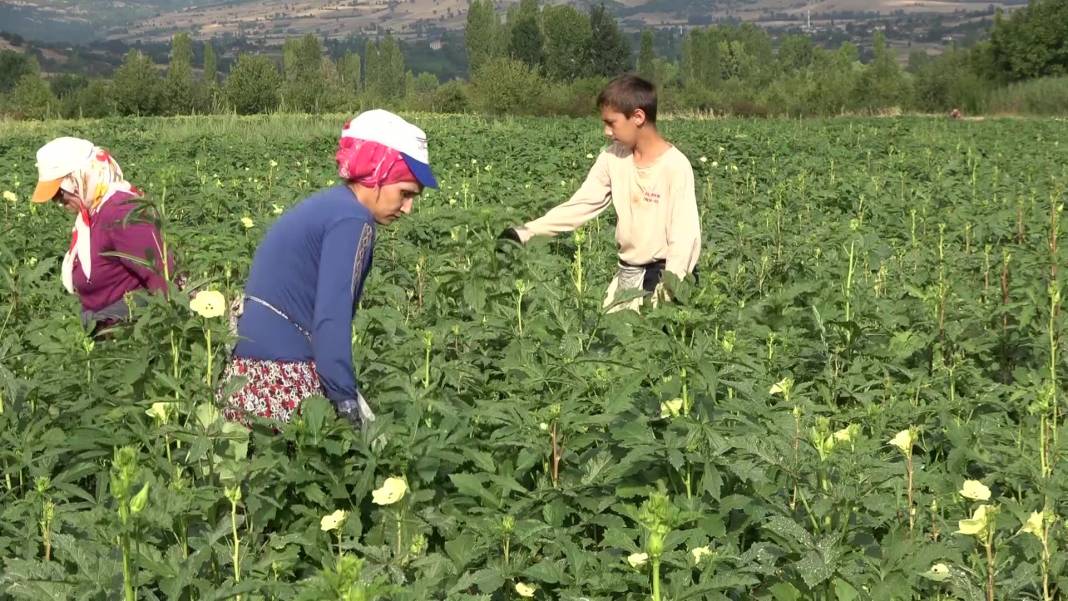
[130,483,150,514]
[647,531,664,557]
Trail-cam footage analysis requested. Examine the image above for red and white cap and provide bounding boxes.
[341,110,438,189]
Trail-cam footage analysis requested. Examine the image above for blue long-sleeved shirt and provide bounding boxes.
[233,185,376,404]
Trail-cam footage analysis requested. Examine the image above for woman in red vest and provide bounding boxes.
[31,137,175,333]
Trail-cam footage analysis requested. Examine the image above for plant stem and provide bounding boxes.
[938,224,948,365]
[395,513,403,561]
[1040,413,1049,478]
[171,329,180,389]
[1001,251,1011,382]
[949,364,956,406]
[121,533,134,601]
[681,367,693,500]
[550,421,561,487]
[573,236,584,297]
[796,488,821,533]
[651,557,661,601]
[205,328,213,387]
[984,537,995,601]
[790,405,801,511]
[424,335,432,389]
[41,521,51,560]
[844,238,855,331]
[516,292,524,337]
[906,453,915,533]
[1042,525,1050,601]
[179,515,189,559]
[160,185,171,283]
[1048,281,1059,471]
[231,495,241,598]
[1041,528,1051,601]
[681,367,690,415]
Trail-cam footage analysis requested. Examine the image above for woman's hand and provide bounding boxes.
[335,393,376,430]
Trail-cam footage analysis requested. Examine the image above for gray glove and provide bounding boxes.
[335,392,376,429]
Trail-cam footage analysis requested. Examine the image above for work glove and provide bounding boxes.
[495,227,523,262]
[498,227,522,245]
[335,392,376,431]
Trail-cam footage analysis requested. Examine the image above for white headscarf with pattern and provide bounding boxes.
[60,147,137,293]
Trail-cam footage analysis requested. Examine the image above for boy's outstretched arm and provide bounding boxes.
[665,160,701,280]
[504,152,613,243]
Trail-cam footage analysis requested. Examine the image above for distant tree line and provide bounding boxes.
[1,0,1065,120]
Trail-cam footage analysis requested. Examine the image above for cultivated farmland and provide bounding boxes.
[1,113,1067,600]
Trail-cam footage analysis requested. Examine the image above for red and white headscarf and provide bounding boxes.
[335,136,417,188]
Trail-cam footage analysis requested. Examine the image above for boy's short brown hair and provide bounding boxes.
[597,74,657,124]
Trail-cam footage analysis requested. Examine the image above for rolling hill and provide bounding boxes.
[1,0,1028,44]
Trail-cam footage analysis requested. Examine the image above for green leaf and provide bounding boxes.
[471,567,504,594]
[449,473,487,498]
[444,533,479,569]
[769,582,802,601]
[301,395,332,435]
[523,558,568,584]
[797,549,834,589]
[834,578,859,601]
[764,516,815,548]
[195,403,221,429]
[464,449,498,473]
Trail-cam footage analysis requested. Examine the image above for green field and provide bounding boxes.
[1,113,1068,600]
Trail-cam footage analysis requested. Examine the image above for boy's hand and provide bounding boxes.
[653,282,672,307]
[497,227,522,244]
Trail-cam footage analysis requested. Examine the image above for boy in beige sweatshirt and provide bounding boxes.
[500,74,702,312]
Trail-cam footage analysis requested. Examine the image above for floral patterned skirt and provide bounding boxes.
[217,357,322,426]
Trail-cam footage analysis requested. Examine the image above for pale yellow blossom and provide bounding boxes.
[372,477,408,505]
[660,399,684,418]
[889,429,914,453]
[834,424,859,444]
[146,402,176,424]
[924,562,951,582]
[691,546,714,564]
[320,509,348,532]
[190,291,226,318]
[1019,511,1045,539]
[959,480,991,501]
[769,377,794,396]
[627,552,648,568]
[956,504,994,537]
